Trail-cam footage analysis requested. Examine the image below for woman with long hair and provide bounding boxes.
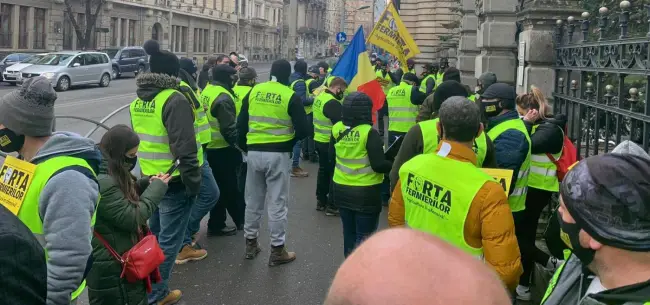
[514,86,567,301]
[87,125,171,305]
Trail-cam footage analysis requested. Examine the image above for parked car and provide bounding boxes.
[98,46,149,79]
[3,54,47,85]
[0,53,32,81]
[19,51,112,92]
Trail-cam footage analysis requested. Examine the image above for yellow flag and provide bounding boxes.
[367,1,420,72]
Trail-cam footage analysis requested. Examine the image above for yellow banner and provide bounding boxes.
[367,1,420,72]
[481,168,514,196]
[0,156,36,215]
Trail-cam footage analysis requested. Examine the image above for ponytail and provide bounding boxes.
[515,86,552,120]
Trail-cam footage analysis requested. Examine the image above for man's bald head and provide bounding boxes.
[325,229,511,305]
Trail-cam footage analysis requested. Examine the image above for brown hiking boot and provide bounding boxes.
[157,289,182,305]
[269,245,296,266]
[291,167,309,177]
[245,238,261,259]
[175,244,208,264]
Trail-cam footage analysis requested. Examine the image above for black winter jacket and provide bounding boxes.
[208,81,239,148]
[134,73,201,196]
[524,114,567,155]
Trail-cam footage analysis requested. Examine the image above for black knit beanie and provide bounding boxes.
[143,40,180,77]
[442,67,461,83]
[432,80,469,114]
[271,59,291,85]
[294,60,307,74]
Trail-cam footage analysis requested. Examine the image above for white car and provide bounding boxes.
[3,54,47,85]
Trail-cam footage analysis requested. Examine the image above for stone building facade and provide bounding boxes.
[282,0,328,58]
[0,0,281,62]
[344,0,373,39]
[399,0,460,63]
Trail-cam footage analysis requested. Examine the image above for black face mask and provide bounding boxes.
[124,156,138,172]
[481,100,502,118]
[0,128,25,153]
[333,90,344,100]
[558,212,596,265]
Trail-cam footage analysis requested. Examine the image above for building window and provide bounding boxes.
[264,7,269,20]
[254,4,260,18]
[0,4,13,48]
[181,26,187,52]
[110,18,118,46]
[63,12,73,50]
[120,19,127,46]
[18,6,28,49]
[129,20,136,46]
[34,8,46,49]
[193,28,198,52]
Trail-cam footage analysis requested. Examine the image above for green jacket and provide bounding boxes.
[86,172,168,305]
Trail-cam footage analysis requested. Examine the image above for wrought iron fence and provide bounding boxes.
[552,0,650,159]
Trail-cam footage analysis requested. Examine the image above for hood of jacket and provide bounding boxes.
[342,92,373,127]
[289,72,309,83]
[31,131,102,174]
[135,72,180,102]
[542,113,567,128]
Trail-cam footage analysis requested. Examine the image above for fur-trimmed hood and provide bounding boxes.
[135,72,180,101]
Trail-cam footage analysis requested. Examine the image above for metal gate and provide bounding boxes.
[552,1,650,158]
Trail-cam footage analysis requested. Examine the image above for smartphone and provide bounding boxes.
[165,159,180,176]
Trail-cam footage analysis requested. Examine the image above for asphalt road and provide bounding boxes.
[0,60,381,305]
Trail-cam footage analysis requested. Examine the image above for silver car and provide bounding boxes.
[3,53,47,85]
[19,51,112,91]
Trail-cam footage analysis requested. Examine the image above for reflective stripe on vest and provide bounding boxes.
[291,78,314,115]
[247,81,296,145]
[332,122,384,186]
[180,81,211,145]
[130,89,204,175]
[399,152,491,257]
[313,91,341,143]
[487,118,531,212]
[376,70,393,93]
[387,82,418,133]
[419,74,436,94]
[419,118,488,167]
[19,155,99,300]
[201,83,238,149]
[528,124,562,192]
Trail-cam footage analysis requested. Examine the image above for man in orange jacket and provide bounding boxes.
[388,96,522,292]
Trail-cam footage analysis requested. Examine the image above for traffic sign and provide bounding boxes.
[336,32,347,44]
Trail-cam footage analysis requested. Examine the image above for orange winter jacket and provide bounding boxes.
[388,141,523,292]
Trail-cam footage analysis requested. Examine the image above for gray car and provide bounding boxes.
[19,51,112,91]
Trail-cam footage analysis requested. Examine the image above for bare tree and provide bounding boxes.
[63,0,106,49]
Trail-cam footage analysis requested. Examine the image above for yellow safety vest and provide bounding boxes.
[16,155,99,300]
[487,119,531,212]
[468,93,479,102]
[313,91,341,143]
[290,78,314,115]
[130,89,204,176]
[376,70,393,93]
[419,74,436,94]
[419,118,488,167]
[233,84,252,108]
[325,75,336,87]
[387,82,418,133]
[528,124,562,192]
[247,81,295,145]
[200,84,239,149]
[399,152,492,258]
[332,122,384,186]
[435,72,444,86]
[179,81,211,145]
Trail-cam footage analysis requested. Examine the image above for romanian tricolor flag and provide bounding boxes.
[330,26,386,123]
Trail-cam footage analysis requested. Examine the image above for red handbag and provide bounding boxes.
[94,230,165,283]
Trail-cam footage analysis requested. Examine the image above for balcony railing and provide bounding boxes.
[0,33,12,49]
[251,17,269,27]
[33,32,46,49]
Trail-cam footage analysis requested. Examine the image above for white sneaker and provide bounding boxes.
[546,257,564,270]
[516,285,531,301]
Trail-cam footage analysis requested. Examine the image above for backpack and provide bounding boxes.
[546,125,579,182]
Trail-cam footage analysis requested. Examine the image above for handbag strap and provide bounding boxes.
[93,231,124,264]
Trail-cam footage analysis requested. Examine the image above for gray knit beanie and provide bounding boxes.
[0,76,57,137]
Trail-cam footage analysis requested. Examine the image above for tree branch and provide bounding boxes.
[63,0,84,44]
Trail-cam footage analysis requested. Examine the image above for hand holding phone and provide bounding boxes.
[165,159,181,176]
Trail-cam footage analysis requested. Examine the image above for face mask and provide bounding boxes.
[481,101,502,118]
[124,156,138,171]
[334,90,344,100]
[0,128,25,153]
[558,212,596,265]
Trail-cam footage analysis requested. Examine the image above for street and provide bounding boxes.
[0,60,371,305]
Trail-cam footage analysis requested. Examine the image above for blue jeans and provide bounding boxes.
[292,139,303,168]
[148,187,195,303]
[183,154,220,246]
[339,208,380,257]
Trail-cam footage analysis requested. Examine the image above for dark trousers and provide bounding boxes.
[302,113,316,158]
[207,147,245,230]
[381,131,405,203]
[519,187,554,286]
[340,208,380,257]
[315,141,334,206]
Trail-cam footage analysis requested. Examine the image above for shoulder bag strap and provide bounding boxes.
[335,127,352,144]
[93,231,125,264]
